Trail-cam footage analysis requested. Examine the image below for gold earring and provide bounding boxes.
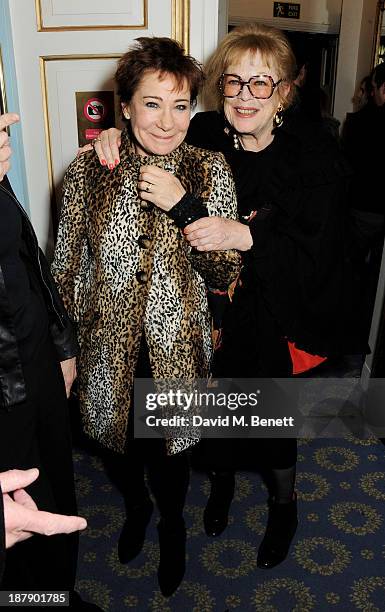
[123,110,130,120]
[273,104,284,129]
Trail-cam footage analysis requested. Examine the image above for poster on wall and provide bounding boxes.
[75,91,116,147]
[36,0,147,30]
[40,55,123,227]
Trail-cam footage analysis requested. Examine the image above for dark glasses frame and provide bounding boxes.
[220,73,283,99]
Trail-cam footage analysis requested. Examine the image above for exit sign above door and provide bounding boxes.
[273,3,301,19]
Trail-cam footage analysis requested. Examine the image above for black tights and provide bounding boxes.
[262,464,297,504]
[104,335,189,523]
[195,437,297,505]
[103,438,189,522]
[126,436,190,523]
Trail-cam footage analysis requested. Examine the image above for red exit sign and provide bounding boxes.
[273,3,301,19]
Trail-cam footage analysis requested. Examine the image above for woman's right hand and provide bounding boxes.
[93,128,123,168]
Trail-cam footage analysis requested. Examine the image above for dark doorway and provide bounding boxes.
[285,31,339,115]
[227,26,340,116]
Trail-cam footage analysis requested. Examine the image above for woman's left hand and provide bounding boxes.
[60,357,77,398]
[184,217,253,251]
[138,165,185,212]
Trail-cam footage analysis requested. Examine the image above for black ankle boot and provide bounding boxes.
[157,518,186,597]
[204,470,235,537]
[118,497,153,563]
[257,493,298,569]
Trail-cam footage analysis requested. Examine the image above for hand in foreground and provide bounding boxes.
[1,468,87,548]
[138,165,186,212]
[93,128,122,169]
[0,113,20,181]
[184,217,253,251]
[60,357,77,398]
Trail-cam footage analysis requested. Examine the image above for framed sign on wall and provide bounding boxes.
[36,0,147,31]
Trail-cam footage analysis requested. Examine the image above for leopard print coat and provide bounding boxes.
[52,131,241,454]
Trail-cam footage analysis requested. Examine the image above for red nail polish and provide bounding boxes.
[114,159,120,165]
[101,159,107,166]
[108,163,114,170]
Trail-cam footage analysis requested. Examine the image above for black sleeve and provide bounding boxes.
[3,176,79,362]
[166,192,208,228]
[38,249,80,361]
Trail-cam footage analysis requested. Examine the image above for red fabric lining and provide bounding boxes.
[287,341,327,375]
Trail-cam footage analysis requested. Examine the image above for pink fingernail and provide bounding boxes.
[101,159,107,166]
[108,163,114,170]
[114,159,120,165]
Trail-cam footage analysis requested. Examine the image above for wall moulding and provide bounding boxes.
[35,0,147,31]
[171,0,190,52]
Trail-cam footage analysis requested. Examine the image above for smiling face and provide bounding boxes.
[122,70,191,156]
[223,50,289,149]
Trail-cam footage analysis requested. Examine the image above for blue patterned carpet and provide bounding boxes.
[74,432,385,611]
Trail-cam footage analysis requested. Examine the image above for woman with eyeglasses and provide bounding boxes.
[91,24,351,569]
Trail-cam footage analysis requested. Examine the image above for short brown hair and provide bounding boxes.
[115,37,204,106]
[204,24,296,110]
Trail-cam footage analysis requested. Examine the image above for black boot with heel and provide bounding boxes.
[118,496,154,563]
[157,517,186,597]
[257,493,298,569]
[204,470,235,537]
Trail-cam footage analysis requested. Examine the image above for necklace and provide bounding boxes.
[233,133,241,150]
[224,125,242,150]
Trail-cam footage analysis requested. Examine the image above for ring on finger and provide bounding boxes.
[91,137,102,149]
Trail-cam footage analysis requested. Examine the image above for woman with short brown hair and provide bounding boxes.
[52,36,240,596]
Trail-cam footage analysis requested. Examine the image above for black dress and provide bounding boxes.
[187,111,352,470]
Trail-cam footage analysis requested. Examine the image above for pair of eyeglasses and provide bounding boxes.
[220,73,283,99]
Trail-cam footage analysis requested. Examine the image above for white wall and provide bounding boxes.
[7,0,223,253]
[189,0,228,72]
[229,0,343,33]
